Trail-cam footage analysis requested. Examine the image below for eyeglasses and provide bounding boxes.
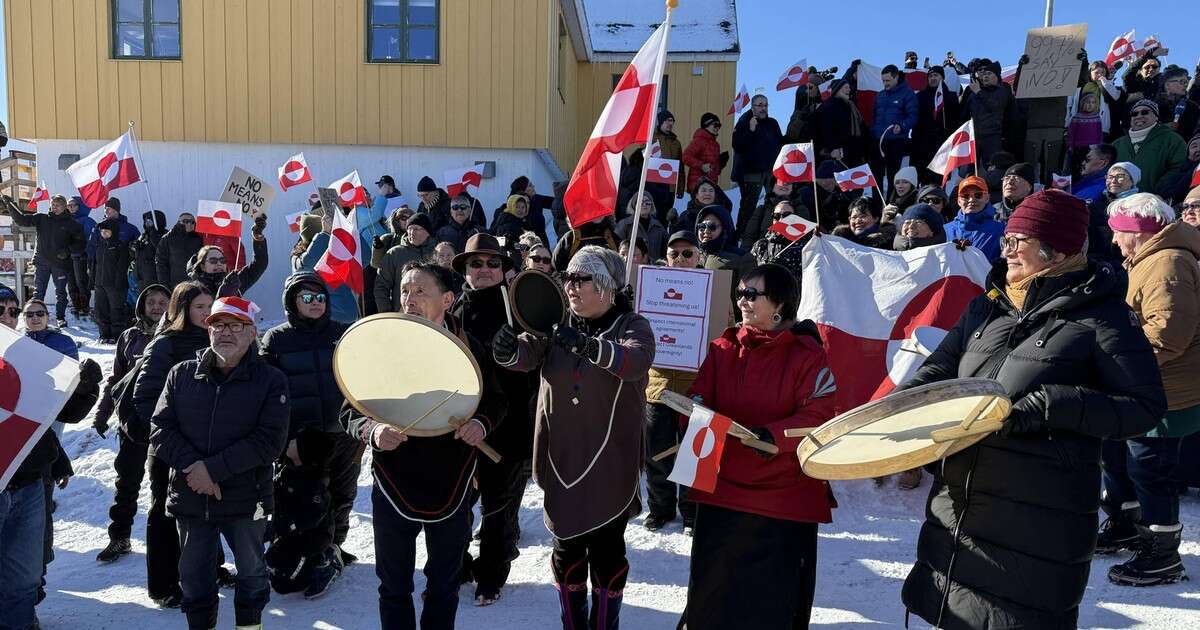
[529,255,552,264]
[696,221,720,232]
[667,249,696,260]
[450,204,470,211]
[772,212,793,220]
[298,293,327,304]
[920,196,944,205]
[707,122,722,129]
[210,321,247,333]
[1000,235,1034,252]
[562,273,594,286]
[23,310,48,318]
[4,307,20,317]
[1106,173,1130,181]
[1166,78,1189,85]
[1130,109,1155,118]
[959,192,985,201]
[735,288,764,302]
[467,258,504,269]
[1180,203,1200,214]
[1143,64,1160,71]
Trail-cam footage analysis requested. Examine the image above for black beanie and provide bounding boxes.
[417,176,437,192]
[700,112,720,128]
[510,176,530,195]
[105,196,121,212]
[406,212,433,234]
[1004,162,1037,187]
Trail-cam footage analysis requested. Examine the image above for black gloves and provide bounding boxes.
[1077,48,1088,62]
[218,271,242,298]
[373,235,385,249]
[553,324,601,363]
[998,390,1048,438]
[746,427,776,459]
[93,414,110,438]
[1019,54,1030,66]
[79,358,103,385]
[251,213,267,238]
[492,324,519,364]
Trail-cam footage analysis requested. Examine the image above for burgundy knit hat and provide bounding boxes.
[1004,190,1090,256]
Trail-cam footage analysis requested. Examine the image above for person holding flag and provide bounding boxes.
[2,194,86,328]
[299,208,362,324]
[679,263,836,630]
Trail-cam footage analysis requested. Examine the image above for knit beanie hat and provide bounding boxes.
[1005,190,1090,256]
[901,203,945,232]
[700,112,720,129]
[105,197,121,212]
[1132,98,1159,118]
[417,176,438,193]
[1109,161,1141,186]
[894,166,919,187]
[567,245,626,295]
[1004,162,1036,187]
[927,65,945,80]
[406,212,433,234]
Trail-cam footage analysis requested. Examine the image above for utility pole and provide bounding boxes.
[1044,0,1054,27]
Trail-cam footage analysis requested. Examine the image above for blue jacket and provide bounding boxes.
[358,193,398,260]
[299,232,360,324]
[871,83,919,140]
[944,204,1004,260]
[73,196,97,258]
[28,328,78,360]
[1072,170,1106,208]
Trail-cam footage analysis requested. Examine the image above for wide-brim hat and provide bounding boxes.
[452,233,515,274]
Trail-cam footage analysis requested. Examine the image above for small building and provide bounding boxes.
[3,0,738,318]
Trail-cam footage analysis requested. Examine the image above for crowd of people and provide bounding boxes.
[1,40,1200,630]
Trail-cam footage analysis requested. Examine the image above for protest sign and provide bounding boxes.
[635,266,732,372]
[220,166,277,218]
[317,187,342,218]
[1016,24,1088,99]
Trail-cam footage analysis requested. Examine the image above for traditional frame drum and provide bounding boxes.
[507,270,567,337]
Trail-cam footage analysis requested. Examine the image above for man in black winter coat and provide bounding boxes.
[94,283,171,564]
[731,95,784,240]
[913,66,961,184]
[150,295,289,630]
[132,210,167,295]
[899,191,1167,630]
[155,213,203,290]
[5,194,86,325]
[260,271,352,598]
[91,218,133,343]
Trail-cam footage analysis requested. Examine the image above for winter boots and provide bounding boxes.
[556,583,589,630]
[590,588,624,630]
[1108,524,1187,586]
[96,538,132,563]
[1096,502,1142,555]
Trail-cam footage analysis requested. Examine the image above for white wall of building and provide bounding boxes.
[34,139,560,322]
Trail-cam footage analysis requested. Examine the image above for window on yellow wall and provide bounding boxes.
[367,0,439,64]
[111,0,181,60]
[611,73,669,112]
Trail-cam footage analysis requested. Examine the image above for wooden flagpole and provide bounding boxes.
[127,121,156,215]
[809,141,822,230]
[625,1,675,286]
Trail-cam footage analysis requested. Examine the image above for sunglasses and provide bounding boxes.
[735,288,765,302]
[667,249,696,260]
[1143,64,1160,71]
[1130,109,1155,118]
[1181,203,1200,213]
[450,204,470,211]
[772,212,793,220]
[23,310,48,318]
[467,258,504,269]
[696,221,720,232]
[180,218,196,224]
[708,122,722,129]
[298,293,327,304]
[205,256,227,264]
[959,192,986,201]
[5,307,22,317]
[529,255,552,264]
[562,273,594,286]
[210,321,247,333]
[920,196,944,204]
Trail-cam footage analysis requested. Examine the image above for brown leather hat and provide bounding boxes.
[452,233,515,274]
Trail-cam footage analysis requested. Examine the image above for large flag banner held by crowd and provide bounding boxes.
[798,236,991,413]
[0,326,80,487]
[66,130,144,208]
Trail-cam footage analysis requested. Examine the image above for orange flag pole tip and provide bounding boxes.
[666,0,678,8]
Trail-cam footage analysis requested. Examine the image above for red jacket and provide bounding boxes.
[686,323,837,523]
[682,128,722,193]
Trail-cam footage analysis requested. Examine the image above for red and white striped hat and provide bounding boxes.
[205,296,260,325]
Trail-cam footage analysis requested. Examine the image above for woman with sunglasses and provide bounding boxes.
[1114,98,1189,197]
[18,298,78,358]
[1181,186,1200,229]
[260,271,352,598]
[188,238,268,299]
[738,178,807,251]
[749,200,807,282]
[914,184,952,222]
[526,244,554,274]
[680,263,836,630]
[492,246,653,629]
[130,281,215,607]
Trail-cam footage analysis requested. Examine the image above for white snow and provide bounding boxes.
[32,315,1200,629]
[580,0,738,55]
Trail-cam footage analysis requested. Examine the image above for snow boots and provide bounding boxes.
[96,538,132,563]
[1096,502,1141,555]
[1108,524,1187,586]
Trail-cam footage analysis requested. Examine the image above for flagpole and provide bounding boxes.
[625,0,675,286]
[128,121,156,215]
[810,140,822,230]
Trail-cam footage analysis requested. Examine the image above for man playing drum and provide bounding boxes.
[897,190,1167,629]
[342,262,507,630]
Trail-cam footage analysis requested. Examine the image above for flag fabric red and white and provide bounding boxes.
[563,21,669,228]
[772,143,816,184]
[728,83,750,116]
[776,59,809,91]
[444,164,485,197]
[1000,65,1019,86]
[27,181,49,211]
[927,119,975,185]
[278,153,313,191]
[645,157,681,186]
[285,210,305,233]
[329,171,367,209]
[818,79,834,100]
[668,405,733,493]
[933,83,945,119]
[854,61,885,127]
[66,130,143,209]
[0,326,80,487]
[1105,29,1138,67]
[834,164,878,192]
[903,68,929,93]
[647,140,662,158]
[1190,163,1200,189]
[769,214,818,241]
[195,200,243,238]
[798,236,990,412]
[1051,173,1073,191]
[315,207,363,294]
[1138,35,1162,56]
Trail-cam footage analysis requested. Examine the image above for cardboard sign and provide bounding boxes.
[220,166,277,218]
[316,187,342,218]
[636,266,732,372]
[1016,24,1088,99]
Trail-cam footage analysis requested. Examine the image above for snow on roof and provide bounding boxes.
[579,0,739,56]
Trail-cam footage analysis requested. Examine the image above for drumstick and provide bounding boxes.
[658,391,780,456]
[449,417,503,463]
[500,284,515,328]
[651,444,679,462]
[930,418,1005,443]
[398,389,460,435]
[783,427,814,439]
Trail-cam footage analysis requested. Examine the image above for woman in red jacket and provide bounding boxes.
[683,112,724,193]
[681,263,837,630]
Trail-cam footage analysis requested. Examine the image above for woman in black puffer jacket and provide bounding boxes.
[899,191,1166,630]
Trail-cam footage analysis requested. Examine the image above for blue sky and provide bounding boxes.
[734,0,1200,105]
[2,1,1199,132]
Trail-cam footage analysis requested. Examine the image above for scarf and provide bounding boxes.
[1004,253,1087,311]
[846,99,864,138]
[1128,124,1153,148]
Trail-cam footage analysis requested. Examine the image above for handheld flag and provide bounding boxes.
[1105,29,1138,67]
[196,200,243,238]
[728,83,750,116]
[927,120,975,185]
[444,164,485,198]
[0,326,80,488]
[329,171,367,209]
[769,214,818,241]
[668,405,733,493]
[315,207,364,294]
[285,210,305,234]
[772,143,816,184]
[278,153,313,191]
[645,157,681,186]
[776,59,809,91]
[27,182,49,210]
[834,164,878,192]
[66,130,143,208]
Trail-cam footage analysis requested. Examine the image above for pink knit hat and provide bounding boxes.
[1004,190,1090,255]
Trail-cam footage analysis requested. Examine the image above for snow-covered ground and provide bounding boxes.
[33,315,1200,629]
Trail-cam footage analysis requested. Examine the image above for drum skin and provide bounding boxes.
[796,378,1011,480]
[333,313,482,437]
[508,270,566,337]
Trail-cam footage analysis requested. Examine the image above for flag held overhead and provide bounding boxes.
[196,200,243,238]
[66,130,143,209]
[444,164,485,198]
[776,59,810,91]
[927,120,975,185]
[834,164,878,192]
[773,143,816,184]
[278,153,313,191]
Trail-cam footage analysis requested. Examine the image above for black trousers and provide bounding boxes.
[93,284,128,339]
[178,516,269,630]
[146,453,181,599]
[735,173,767,242]
[681,503,817,630]
[473,455,531,591]
[645,403,695,524]
[328,432,364,546]
[108,432,149,540]
[551,515,630,591]
[363,266,379,316]
[373,487,471,630]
